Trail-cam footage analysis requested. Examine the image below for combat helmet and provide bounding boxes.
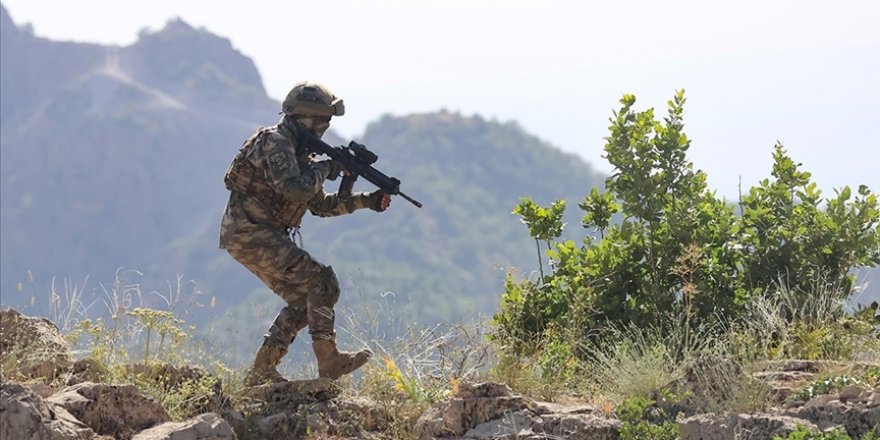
[282,81,345,117]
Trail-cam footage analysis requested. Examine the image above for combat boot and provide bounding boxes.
[245,344,288,386]
[312,339,372,380]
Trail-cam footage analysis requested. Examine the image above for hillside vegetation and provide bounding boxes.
[484,91,880,439]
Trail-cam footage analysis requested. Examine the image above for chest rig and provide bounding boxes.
[224,127,308,228]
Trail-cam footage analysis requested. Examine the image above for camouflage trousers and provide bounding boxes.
[223,225,341,349]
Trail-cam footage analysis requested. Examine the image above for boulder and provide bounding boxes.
[245,395,386,439]
[414,381,618,440]
[869,390,880,408]
[330,397,389,433]
[679,413,817,440]
[463,410,537,439]
[131,413,236,440]
[67,358,108,386]
[252,411,302,439]
[532,412,620,440]
[0,308,73,382]
[47,381,171,439]
[414,381,530,439]
[1,381,110,440]
[232,379,383,439]
[243,379,340,415]
[26,382,57,398]
[787,387,880,439]
[462,409,620,440]
[216,409,245,437]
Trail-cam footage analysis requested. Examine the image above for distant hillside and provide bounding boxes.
[1,4,273,297]
[0,4,605,329]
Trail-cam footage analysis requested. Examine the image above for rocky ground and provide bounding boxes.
[2,308,878,439]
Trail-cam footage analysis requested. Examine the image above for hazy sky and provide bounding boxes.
[3,0,879,199]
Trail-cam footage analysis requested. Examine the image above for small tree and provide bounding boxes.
[512,198,566,280]
[739,145,880,307]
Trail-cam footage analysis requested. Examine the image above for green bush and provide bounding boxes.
[771,425,857,440]
[616,396,680,440]
[493,91,880,361]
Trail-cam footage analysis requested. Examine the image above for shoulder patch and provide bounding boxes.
[269,151,290,170]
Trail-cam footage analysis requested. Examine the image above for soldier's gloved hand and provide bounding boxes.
[368,190,391,212]
[315,160,346,181]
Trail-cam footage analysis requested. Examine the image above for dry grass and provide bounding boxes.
[4,268,878,438]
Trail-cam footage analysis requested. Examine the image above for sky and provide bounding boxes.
[3,0,879,199]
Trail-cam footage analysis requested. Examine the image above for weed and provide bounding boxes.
[582,319,719,406]
[793,375,866,402]
[771,424,853,439]
[732,278,878,363]
[615,396,680,440]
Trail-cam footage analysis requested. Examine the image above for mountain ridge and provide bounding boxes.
[0,5,605,331]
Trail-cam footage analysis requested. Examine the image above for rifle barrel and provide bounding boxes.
[399,191,423,208]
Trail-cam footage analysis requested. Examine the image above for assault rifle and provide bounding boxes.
[300,132,423,208]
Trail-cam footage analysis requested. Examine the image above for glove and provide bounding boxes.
[315,160,345,181]
[367,190,391,212]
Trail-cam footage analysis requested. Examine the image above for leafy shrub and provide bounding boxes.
[771,425,855,440]
[740,152,880,307]
[619,419,680,440]
[616,396,680,440]
[494,90,880,363]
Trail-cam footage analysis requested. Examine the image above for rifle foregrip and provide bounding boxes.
[338,174,358,199]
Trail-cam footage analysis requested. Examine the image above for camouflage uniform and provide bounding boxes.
[220,112,383,387]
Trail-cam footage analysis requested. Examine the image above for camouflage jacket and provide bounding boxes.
[219,119,374,247]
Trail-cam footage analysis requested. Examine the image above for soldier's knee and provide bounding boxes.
[306,265,340,308]
[320,266,341,305]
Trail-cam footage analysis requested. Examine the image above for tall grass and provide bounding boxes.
[733,277,880,363]
[279,289,495,437]
[1,269,236,420]
[584,323,690,405]
[491,276,879,417]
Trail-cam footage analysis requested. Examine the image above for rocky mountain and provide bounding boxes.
[0,4,604,330]
[2,4,273,291]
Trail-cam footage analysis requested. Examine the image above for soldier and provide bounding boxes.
[220,81,390,385]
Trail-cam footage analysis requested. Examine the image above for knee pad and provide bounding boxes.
[320,265,341,306]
